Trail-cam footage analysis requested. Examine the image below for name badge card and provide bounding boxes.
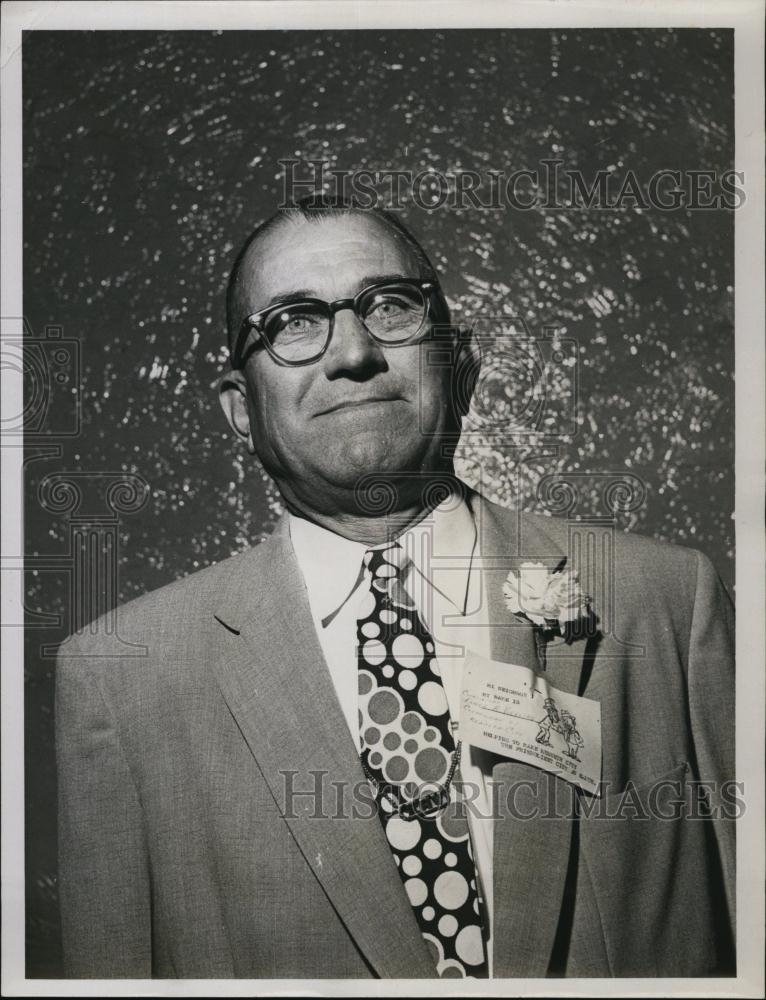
[460,651,602,795]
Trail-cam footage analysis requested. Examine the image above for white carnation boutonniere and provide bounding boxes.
[503,561,591,667]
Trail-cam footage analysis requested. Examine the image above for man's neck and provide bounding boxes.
[284,499,433,546]
[281,471,460,546]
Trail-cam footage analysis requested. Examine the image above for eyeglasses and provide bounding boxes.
[231,278,436,368]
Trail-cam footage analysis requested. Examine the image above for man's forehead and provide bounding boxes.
[237,213,420,310]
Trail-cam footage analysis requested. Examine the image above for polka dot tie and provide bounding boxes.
[357,543,489,978]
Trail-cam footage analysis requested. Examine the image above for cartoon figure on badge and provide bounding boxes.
[535,698,584,760]
[558,709,585,761]
[535,698,560,745]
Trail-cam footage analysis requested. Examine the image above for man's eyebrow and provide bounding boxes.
[259,290,317,310]
[257,273,419,312]
[356,272,416,288]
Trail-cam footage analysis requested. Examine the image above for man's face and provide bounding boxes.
[224,213,462,514]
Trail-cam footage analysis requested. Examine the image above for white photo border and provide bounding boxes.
[2,1,763,996]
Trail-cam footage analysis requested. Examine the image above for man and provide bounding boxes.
[536,698,560,746]
[56,199,735,979]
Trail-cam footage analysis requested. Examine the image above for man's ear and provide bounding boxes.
[218,369,256,454]
[451,326,482,420]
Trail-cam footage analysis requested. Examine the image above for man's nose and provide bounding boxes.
[322,307,388,379]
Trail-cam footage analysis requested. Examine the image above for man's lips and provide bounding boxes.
[314,396,405,416]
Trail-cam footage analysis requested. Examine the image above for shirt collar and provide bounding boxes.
[288,485,478,626]
[396,494,477,615]
[288,513,368,626]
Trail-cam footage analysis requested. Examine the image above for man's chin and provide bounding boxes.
[308,446,449,508]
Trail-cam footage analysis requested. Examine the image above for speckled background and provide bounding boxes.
[23,29,734,975]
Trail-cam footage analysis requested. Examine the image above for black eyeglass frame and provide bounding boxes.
[231,278,437,369]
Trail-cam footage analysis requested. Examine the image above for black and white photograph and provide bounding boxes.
[2,0,764,995]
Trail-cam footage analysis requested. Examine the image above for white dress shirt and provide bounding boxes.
[289,490,497,972]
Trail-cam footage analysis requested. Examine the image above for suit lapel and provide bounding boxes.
[474,495,586,977]
[210,529,434,979]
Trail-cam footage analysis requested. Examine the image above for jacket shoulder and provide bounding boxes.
[60,532,279,657]
[478,491,715,591]
[527,505,705,573]
[506,500,728,631]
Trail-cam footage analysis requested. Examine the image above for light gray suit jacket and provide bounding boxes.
[56,491,735,978]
